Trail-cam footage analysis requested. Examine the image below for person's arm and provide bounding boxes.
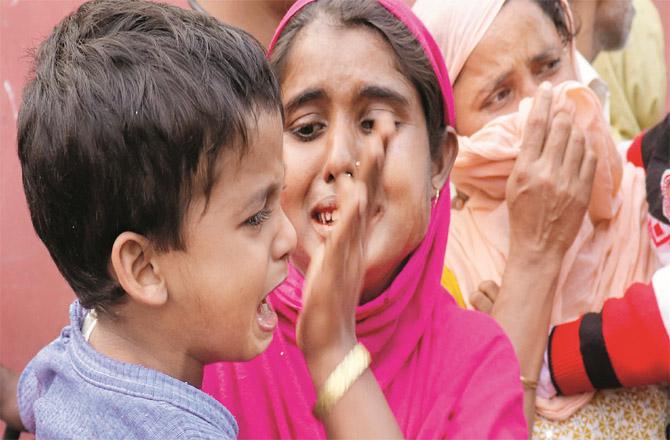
[471,83,597,430]
[297,113,402,439]
[548,269,670,395]
[0,365,24,432]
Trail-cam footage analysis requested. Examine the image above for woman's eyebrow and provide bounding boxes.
[359,85,409,107]
[531,47,560,64]
[284,88,327,114]
[477,70,512,100]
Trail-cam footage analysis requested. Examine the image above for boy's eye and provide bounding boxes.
[291,122,325,141]
[361,119,374,132]
[245,207,272,227]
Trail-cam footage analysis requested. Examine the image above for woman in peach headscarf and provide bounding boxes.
[413,0,666,438]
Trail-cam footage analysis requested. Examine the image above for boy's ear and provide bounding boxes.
[431,127,459,191]
[110,232,168,307]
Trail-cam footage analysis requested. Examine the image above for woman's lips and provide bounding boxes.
[309,199,383,239]
[310,196,338,237]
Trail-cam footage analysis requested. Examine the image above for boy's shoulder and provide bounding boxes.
[18,302,237,439]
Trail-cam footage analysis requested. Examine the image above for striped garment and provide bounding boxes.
[547,267,670,395]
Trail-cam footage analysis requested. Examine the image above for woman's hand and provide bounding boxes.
[296,113,388,368]
[492,82,598,431]
[296,112,402,439]
[470,280,499,315]
[506,82,597,261]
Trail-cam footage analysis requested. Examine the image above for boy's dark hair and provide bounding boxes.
[269,0,447,159]
[18,0,282,312]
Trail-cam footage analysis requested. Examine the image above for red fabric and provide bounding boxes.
[626,132,644,168]
[602,282,670,387]
[550,317,593,395]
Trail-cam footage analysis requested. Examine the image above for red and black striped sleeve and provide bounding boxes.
[548,275,670,396]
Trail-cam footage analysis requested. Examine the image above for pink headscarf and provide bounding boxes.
[202,1,527,438]
[414,0,657,420]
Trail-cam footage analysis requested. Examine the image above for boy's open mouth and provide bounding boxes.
[256,295,277,332]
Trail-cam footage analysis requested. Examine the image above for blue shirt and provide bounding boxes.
[18,301,238,439]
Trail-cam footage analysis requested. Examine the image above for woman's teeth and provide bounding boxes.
[316,210,338,225]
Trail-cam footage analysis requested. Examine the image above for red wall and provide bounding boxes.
[1,0,85,381]
[0,1,183,435]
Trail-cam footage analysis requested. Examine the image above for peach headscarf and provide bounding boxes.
[414,0,657,420]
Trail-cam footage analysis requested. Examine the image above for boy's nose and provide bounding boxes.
[275,207,297,261]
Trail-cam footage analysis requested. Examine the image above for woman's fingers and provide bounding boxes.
[519,82,553,164]
[452,189,469,210]
[579,142,598,192]
[331,176,363,261]
[561,125,586,178]
[470,281,499,315]
[359,111,391,222]
[478,280,500,303]
[471,289,492,314]
[542,109,572,171]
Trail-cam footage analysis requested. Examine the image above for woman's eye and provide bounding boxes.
[291,122,324,141]
[540,58,561,75]
[486,88,511,108]
[245,207,272,227]
[361,119,374,132]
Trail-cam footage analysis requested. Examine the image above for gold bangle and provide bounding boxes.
[520,375,538,390]
[313,343,371,419]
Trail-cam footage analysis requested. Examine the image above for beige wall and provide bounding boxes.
[653,0,670,112]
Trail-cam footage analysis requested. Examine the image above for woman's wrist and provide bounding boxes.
[304,338,358,387]
[507,243,563,276]
[493,248,562,380]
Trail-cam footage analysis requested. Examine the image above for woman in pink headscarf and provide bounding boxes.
[200,0,597,438]
[413,0,667,437]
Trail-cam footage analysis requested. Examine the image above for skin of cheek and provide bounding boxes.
[361,138,433,290]
[280,136,321,275]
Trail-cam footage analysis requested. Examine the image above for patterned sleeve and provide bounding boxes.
[547,267,670,395]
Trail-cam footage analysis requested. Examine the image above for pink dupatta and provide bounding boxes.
[202,1,526,438]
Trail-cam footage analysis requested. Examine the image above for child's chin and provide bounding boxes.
[242,333,275,361]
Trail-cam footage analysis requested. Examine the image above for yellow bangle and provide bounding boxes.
[313,343,371,419]
[520,375,538,390]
